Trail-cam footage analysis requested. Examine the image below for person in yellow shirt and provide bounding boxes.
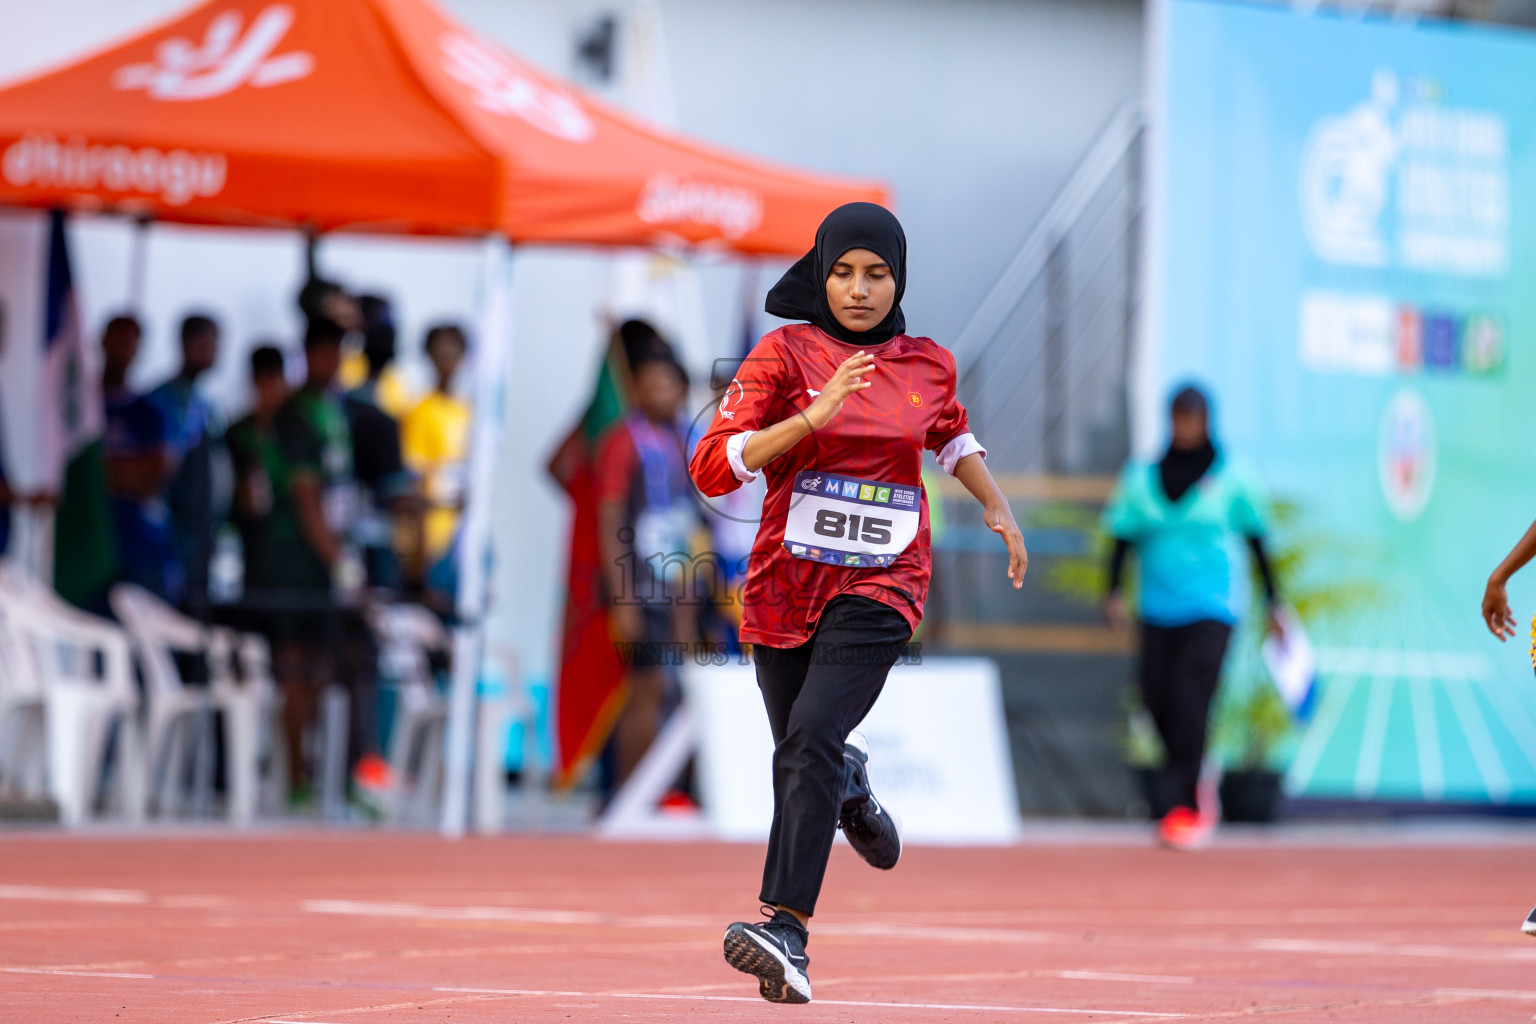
[401,324,471,565]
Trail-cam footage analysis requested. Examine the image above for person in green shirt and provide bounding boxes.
[261,319,356,800]
[226,344,288,584]
[1102,385,1281,848]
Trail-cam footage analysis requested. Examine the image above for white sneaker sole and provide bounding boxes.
[723,924,811,1004]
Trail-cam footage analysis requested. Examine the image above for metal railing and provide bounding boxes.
[954,104,1144,478]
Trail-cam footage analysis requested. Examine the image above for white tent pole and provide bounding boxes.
[127,216,151,313]
[439,235,514,838]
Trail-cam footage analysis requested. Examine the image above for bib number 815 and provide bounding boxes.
[813,509,893,545]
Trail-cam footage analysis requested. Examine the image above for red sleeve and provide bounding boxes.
[688,334,792,498]
[924,346,972,452]
[593,425,638,505]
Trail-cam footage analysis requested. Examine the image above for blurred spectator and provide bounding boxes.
[147,313,224,616]
[225,344,289,582]
[343,295,419,590]
[1102,384,1280,849]
[298,271,362,334]
[546,318,680,789]
[595,350,700,787]
[261,319,359,802]
[402,324,470,565]
[53,317,133,610]
[101,315,181,602]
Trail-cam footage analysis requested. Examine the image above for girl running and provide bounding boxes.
[1480,516,1536,936]
[689,203,1027,1003]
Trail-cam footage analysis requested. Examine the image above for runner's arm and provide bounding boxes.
[738,352,876,472]
[1483,518,1536,641]
[952,452,1027,590]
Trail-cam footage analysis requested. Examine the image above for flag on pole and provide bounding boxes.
[44,209,116,607]
[551,333,633,788]
[40,209,100,489]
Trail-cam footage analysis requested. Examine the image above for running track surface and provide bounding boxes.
[2,831,1534,1022]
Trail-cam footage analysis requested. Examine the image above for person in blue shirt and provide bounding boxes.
[1102,385,1280,847]
[147,313,222,614]
[102,316,180,603]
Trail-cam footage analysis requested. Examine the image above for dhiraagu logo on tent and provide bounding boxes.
[440,33,594,142]
[113,5,314,101]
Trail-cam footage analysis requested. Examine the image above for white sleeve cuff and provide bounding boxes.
[937,432,986,475]
[725,431,759,483]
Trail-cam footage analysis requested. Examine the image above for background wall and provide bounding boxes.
[0,0,1143,692]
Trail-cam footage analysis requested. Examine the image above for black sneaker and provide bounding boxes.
[723,907,812,1003]
[1523,905,1536,936]
[839,731,901,870]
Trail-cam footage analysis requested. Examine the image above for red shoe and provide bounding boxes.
[1158,806,1213,850]
[352,752,394,796]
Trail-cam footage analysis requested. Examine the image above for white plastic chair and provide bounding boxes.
[207,627,285,826]
[0,566,49,798]
[368,602,450,824]
[0,567,143,825]
[110,583,217,817]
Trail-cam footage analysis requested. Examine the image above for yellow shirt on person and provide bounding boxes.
[401,390,471,561]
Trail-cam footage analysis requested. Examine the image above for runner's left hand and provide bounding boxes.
[985,500,1027,590]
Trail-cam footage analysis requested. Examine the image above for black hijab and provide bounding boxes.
[765,202,907,345]
[1159,385,1217,502]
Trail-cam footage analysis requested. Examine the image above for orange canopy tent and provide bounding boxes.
[0,0,885,250]
[0,0,889,835]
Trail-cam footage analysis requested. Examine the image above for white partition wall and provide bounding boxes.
[684,657,1021,845]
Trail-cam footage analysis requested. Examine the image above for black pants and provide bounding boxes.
[1138,619,1233,812]
[753,595,911,916]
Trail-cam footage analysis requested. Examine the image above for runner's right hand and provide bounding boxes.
[805,352,876,430]
[1483,576,1518,641]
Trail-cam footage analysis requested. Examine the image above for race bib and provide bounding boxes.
[783,471,920,568]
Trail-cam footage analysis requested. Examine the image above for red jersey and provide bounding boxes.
[689,323,983,647]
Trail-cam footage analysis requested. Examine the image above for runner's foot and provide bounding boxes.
[723,907,811,1003]
[1157,805,1214,850]
[1522,905,1536,936]
[840,731,901,869]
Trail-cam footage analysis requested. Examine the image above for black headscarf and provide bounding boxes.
[1159,385,1216,502]
[765,202,907,345]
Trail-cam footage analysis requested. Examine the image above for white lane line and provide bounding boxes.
[299,898,1536,965]
[433,986,1185,1016]
[1251,938,1536,962]
[0,885,148,904]
[1435,988,1536,1001]
[301,899,607,926]
[1058,971,1194,984]
[3,967,154,978]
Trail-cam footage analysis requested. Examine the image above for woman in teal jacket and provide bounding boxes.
[1103,385,1280,847]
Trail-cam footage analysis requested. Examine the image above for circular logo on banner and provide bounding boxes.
[1377,387,1436,521]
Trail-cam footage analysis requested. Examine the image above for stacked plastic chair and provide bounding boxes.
[0,563,143,825]
[110,583,283,825]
